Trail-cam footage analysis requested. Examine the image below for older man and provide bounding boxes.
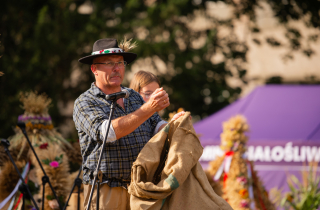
[73,38,184,210]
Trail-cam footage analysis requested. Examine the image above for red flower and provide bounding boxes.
[39,143,48,149]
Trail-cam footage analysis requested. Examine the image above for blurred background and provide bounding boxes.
[1,0,320,209]
[1,0,319,142]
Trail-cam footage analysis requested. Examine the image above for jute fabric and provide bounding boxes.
[128,112,233,210]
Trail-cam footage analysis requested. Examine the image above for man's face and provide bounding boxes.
[91,55,125,90]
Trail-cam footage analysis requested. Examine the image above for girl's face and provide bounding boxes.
[139,81,160,102]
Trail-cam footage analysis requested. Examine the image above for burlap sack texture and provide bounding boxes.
[128,112,233,210]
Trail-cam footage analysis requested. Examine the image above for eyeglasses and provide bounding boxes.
[94,61,127,68]
[140,91,153,99]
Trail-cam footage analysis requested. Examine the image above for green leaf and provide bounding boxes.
[46,195,54,200]
[288,183,297,194]
[297,194,309,209]
[41,158,50,165]
[290,175,302,188]
[280,197,287,206]
[287,201,299,210]
[58,195,65,207]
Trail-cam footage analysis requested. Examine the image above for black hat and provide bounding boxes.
[78,38,137,65]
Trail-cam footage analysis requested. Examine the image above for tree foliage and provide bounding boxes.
[0,0,319,138]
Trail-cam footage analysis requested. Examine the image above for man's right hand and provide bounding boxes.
[145,87,170,112]
[112,87,169,139]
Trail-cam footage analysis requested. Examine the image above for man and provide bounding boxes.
[73,38,184,210]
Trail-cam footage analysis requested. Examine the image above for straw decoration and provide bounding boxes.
[206,115,275,210]
[119,37,138,52]
[30,144,71,210]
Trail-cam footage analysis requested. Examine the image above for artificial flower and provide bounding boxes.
[236,176,248,185]
[39,143,48,149]
[48,199,59,209]
[239,199,249,208]
[239,189,249,199]
[49,161,59,168]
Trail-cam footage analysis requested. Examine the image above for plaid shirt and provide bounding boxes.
[73,83,163,187]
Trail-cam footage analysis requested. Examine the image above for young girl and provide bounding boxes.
[129,70,161,102]
[130,70,186,121]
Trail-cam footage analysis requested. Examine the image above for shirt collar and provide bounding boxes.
[90,82,125,96]
[90,82,105,96]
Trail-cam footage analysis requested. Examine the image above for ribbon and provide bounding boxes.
[213,151,234,187]
[91,48,124,55]
[0,162,30,209]
[13,170,29,210]
[7,193,17,210]
[246,161,255,209]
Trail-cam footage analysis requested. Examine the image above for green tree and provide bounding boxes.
[0,0,319,139]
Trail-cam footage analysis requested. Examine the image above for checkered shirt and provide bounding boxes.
[73,83,162,188]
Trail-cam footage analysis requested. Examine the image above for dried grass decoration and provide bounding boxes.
[31,144,72,209]
[8,91,71,158]
[206,115,275,210]
[119,36,138,52]
[0,91,78,209]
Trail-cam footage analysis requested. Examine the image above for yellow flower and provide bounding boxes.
[220,139,233,151]
[239,189,249,199]
[24,122,53,130]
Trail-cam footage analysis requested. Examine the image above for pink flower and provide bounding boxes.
[239,200,249,208]
[48,199,59,209]
[236,176,248,185]
[49,161,59,168]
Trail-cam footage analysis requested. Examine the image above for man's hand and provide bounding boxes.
[145,87,170,112]
[157,111,185,132]
[112,87,170,139]
[171,111,186,121]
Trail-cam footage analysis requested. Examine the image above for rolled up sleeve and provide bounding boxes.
[154,120,167,135]
[101,120,117,142]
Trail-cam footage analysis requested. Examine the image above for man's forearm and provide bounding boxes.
[112,103,155,139]
[112,87,170,139]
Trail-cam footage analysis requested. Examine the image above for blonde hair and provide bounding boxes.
[129,70,160,92]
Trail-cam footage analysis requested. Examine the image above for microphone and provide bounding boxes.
[105,89,130,100]
[0,138,10,147]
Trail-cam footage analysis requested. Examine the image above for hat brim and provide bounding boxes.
[78,52,137,65]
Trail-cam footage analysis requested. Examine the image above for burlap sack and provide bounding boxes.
[128,112,233,210]
[66,192,84,210]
